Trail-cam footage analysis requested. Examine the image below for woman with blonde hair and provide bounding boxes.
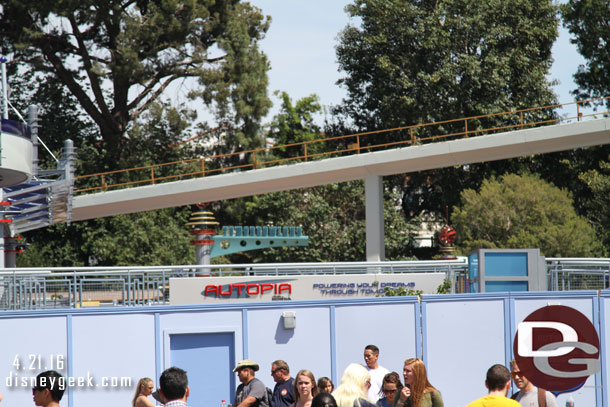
[293,369,319,407]
[132,377,155,407]
[332,363,376,407]
[395,359,443,407]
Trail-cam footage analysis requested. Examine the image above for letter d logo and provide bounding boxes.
[513,305,600,395]
[517,321,577,357]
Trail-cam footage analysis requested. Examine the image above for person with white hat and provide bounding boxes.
[234,360,269,407]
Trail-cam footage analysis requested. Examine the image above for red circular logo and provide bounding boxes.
[513,305,600,394]
[281,389,287,396]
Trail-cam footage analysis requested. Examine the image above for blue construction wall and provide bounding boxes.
[421,291,601,406]
[0,292,605,407]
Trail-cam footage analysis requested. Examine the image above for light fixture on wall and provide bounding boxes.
[282,311,296,329]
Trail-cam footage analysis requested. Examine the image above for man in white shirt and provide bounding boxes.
[510,360,557,407]
[363,345,390,402]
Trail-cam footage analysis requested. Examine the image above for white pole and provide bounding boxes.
[365,174,385,262]
[1,56,8,120]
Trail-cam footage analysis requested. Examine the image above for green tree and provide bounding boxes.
[210,93,418,263]
[268,92,323,147]
[7,68,100,171]
[121,100,196,167]
[562,0,610,110]
[0,0,271,162]
[17,101,198,267]
[559,0,610,231]
[452,173,602,257]
[336,0,558,131]
[261,91,328,163]
[578,157,610,253]
[222,181,416,263]
[335,0,560,221]
[18,208,194,267]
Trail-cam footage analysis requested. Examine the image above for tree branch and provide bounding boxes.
[39,40,118,135]
[126,61,205,112]
[68,14,114,122]
[129,74,184,121]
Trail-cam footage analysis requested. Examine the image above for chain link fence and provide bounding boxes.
[547,258,610,291]
[0,268,199,310]
[0,261,468,310]
[3,258,606,310]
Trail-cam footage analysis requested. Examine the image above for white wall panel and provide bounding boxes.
[512,294,599,407]
[334,302,418,382]
[423,296,507,407]
[71,313,156,407]
[0,315,67,407]
[247,306,331,389]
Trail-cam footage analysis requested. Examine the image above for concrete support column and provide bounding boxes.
[365,175,385,262]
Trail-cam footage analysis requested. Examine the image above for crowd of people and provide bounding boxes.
[9,344,556,407]
[126,344,556,407]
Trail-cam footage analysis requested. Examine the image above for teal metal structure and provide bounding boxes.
[210,225,309,258]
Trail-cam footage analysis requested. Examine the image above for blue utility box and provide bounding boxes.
[467,248,547,292]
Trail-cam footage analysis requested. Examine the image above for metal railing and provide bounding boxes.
[2,257,610,310]
[74,96,610,194]
[547,258,610,291]
[0,267,194,310]
[0,260,469,310]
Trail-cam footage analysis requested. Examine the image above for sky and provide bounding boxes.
[247,0,586,124]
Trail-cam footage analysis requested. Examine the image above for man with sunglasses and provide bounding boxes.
[509,360,557,407]
[32,370,65,407]
[271,360,295,407]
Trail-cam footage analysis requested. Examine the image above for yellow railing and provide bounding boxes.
[75,97,610,194]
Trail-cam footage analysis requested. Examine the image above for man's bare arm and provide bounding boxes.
[237,395,258,407]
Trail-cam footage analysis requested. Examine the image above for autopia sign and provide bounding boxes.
[513,305,600,394]
[169,273,445,304]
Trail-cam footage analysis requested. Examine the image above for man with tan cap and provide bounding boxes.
[234,360,269,407]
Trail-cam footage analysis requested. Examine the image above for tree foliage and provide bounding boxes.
[17,98,198,267]
[336,0,559,131]
[0,0,271,162]
[18,208,195,267]
[578,156,610,253]
[210,93,417,263]
[452,173,602,257]
[268,92,323,147]
[217,181,417,263]
[335,0,560,221]
[6,68,99,171]
[562,0,610,110]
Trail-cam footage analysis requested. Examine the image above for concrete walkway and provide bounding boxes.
[72,117,610,260]
[73,117,610,221]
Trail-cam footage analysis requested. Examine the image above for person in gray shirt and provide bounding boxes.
[235,360,269,407]
[510,360,557,407]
